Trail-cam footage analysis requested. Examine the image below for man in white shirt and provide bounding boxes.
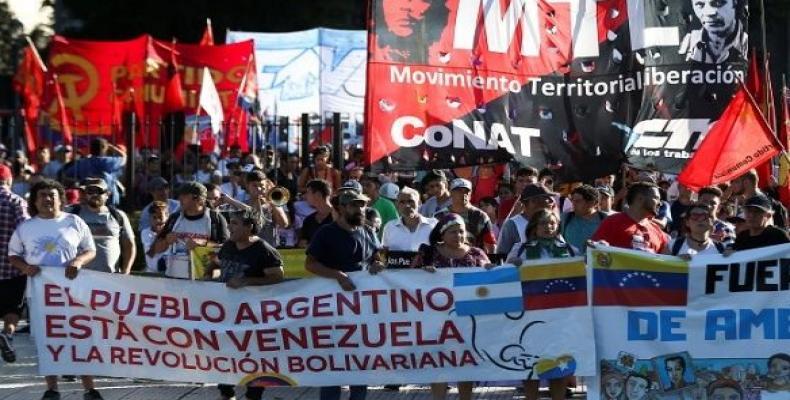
[496,184,556,255]
[382,187,436,252]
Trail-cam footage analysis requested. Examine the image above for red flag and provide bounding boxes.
[12,40,46,155]
[199,18,214,46]
[679,85,782,190]
[46,35,147,140]
[163,43,186,113]
[779,84,790,205]
[746,50,763,100]
[51,74,73,145]
[747,51,774,188]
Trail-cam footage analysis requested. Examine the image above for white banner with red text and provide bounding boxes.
[28,263,595,386]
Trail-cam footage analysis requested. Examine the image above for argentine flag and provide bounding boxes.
[453,267,524,316]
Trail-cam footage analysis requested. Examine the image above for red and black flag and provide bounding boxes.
[365,0,748,181]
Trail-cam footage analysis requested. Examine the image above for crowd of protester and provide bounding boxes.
[0,139,788,400]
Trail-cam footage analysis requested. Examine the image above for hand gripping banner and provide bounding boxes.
[364,0,747,180]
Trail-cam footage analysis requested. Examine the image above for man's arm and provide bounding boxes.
[106,143,127,166]
[9,255,39,276]
[495,219,517,255]
[120,237,136,274]
[271,205,289,229]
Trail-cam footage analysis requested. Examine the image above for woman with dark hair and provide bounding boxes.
[412,213,489,400]
[213,210,284,400]
[8,179,101,400]
[502,209,575,400]
[506,210,575,264]
[298,146,341,193]
[373,0,451,63]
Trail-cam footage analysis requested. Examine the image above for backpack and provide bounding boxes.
[67,204,124,226]
[161,209,228,243]
[671,237,726,256]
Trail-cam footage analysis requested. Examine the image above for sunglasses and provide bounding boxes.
[85,187,105,195]
[688,212,712,221]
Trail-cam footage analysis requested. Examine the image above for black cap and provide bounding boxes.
[743,194,773,213]
[521,184,555,201]
[423,169,447,183]
[176,181,208,198]
[147,177,169,191]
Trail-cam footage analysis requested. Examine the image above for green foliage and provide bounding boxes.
[0,1,25,76]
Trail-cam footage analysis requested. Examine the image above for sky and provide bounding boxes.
[7,0,50,33]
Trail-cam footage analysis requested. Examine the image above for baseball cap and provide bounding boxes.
[520,183,555,201]
[0,164,11,181]
[449,178,472,191]
[743,194,773,213]
[337,190,369,206]
[595,185,614,198]
[147,177,169,191]
[423,169,447,183]
[379,182,400,201]
[177,181,208,198]
[340,179,363,193]
[81,177,108,192]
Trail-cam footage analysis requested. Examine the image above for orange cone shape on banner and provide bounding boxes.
[678,86,781,190]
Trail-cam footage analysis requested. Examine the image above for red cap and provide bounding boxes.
[0,164,12,181]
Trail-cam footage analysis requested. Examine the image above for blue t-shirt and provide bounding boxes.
[306,222,381,272]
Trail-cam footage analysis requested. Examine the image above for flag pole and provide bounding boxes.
[24,36,47,73]
[757,0,772,131]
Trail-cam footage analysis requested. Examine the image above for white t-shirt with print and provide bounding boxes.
[9,213,95,267]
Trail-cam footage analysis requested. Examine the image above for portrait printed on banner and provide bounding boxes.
[652,352,697,392]
[678,0,748,64]
[373,0,450,64]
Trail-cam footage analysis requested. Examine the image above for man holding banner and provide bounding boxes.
[214,210,284,400]
[305,189,385,400]
[8,179,101,400]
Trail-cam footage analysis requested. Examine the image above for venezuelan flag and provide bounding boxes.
[520,259,587,310]
[591,250,688,306]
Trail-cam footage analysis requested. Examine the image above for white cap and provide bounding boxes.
[379,182,400,201]
[450,178,473,191]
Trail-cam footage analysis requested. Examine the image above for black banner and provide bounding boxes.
[365,0,747,181]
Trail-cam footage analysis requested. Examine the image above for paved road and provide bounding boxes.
[0,324,588,399]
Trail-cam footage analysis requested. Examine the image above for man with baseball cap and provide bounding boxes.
[151,182,229,278]
[67,178,136,274]
[496,183,556,256]
[435,178,496,253]
[419,169,452,217]
[731,194,789,250]
[0,164,28,364]
[306,189,384,400]
[139,177,180,232]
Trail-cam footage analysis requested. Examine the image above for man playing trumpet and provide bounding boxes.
[220,170,289,246]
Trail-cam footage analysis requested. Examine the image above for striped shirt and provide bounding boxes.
[0,187,28,280]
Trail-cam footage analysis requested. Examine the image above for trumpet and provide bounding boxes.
[267,186,290,207]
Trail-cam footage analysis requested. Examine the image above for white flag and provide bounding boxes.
[198,67,224,134]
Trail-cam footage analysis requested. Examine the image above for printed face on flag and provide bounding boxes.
[365,0,749,181]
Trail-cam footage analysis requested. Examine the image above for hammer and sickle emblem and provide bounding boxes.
[49,53,100,122]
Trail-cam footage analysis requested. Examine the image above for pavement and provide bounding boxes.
[0,323,589,400]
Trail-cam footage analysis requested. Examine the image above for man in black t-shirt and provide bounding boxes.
[305,190,384,400]
[733,195,790,251]
[298,179,333,247]
[215,210,284,400]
